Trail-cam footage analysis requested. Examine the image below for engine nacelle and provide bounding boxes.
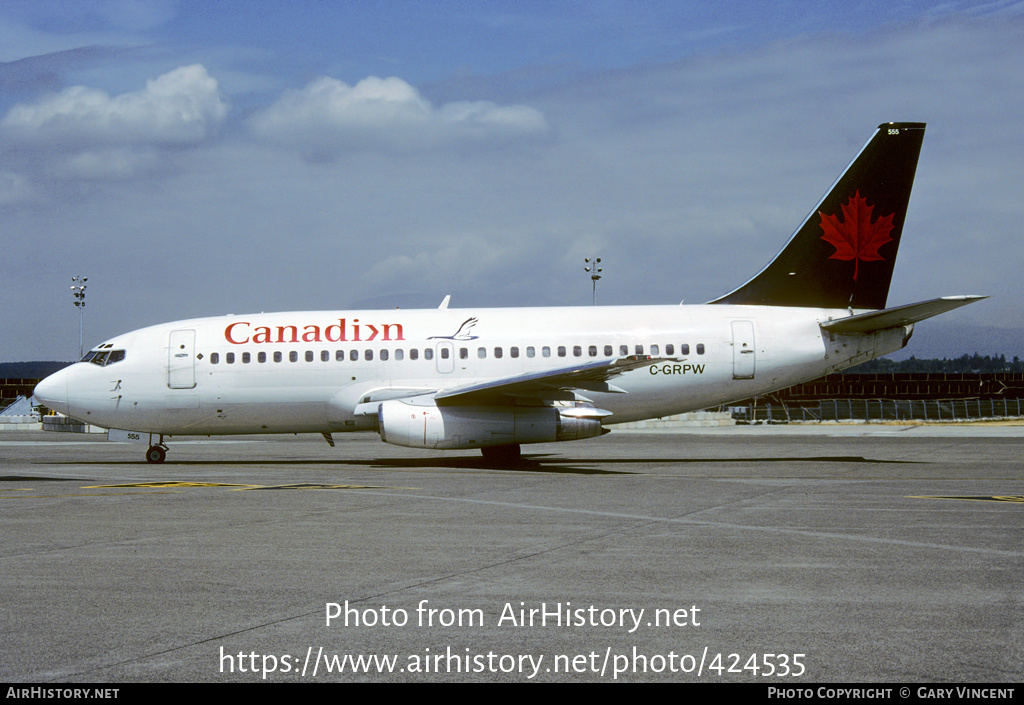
[377,400,606,450]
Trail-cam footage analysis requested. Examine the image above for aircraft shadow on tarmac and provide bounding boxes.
[363,454,925,474]
[46,453,924,476]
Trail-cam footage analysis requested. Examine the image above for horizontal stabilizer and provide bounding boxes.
[819,295,987,334]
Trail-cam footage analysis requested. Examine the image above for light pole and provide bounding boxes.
[584,257,602,305]
[71,276,87,359]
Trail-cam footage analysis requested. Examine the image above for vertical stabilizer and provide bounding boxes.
[710,122,925,310]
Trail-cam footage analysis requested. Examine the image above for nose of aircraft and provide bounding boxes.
[34,367,70,416]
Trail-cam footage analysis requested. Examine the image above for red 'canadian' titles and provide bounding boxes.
[224,318,405,345]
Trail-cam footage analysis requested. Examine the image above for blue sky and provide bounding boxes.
[2,1,1022,360]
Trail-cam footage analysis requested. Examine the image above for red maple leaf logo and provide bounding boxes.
[819,191,895,281]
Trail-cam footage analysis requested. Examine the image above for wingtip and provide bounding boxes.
[940,294,989,302]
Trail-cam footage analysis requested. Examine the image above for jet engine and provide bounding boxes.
[377,399,607,450]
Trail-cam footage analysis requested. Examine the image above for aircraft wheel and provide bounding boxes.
[481,444,521,465]
[146,445,167,464]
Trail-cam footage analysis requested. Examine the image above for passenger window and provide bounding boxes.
[440,348,449,360]
[290,351,298,362]
[336,350,344,361]
[364,349,373,361]
[619,345,628,356]
[460,348,468,359]
[557,346,566,357]
[681,344,690,355]
[258,352,266,363]
[410,349,419,360]
[573,345,581,357]
[494,347,503,358]
[527,346,535,358]
[321,350,329,362]
[380,349,389,361]
[210,353,219,364]
[696,344,705,355]
[424,348,433,360]
[305,351,313,362]
[350,350,358,361]
[274,352,283,363]
[395,349,404,360]
[542,347,551,357]
[635,345,644,355]
[226,352,235,364]
[477,347,486,359]
[651,344,659,355]
[604,345,613,356]
[242,352,250,363]
[511,347,519,358]
[666,344,674,355]
[588,346,597,357]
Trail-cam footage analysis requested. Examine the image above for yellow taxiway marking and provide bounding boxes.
[84,481,258,489]
[2,492,183,498]
[2,481,418,497]
[85,481,416,491]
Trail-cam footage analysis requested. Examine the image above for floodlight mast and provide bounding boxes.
[71,276,87,359]
[584,257,602,305]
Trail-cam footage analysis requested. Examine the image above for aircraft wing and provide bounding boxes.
[820,295,987,335]
[433,355,666,405]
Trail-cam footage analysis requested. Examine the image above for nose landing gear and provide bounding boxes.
[145,435,168,463]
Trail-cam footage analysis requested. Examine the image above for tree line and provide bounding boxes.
[849,354,1024,374]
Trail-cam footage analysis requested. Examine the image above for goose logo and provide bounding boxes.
[428,317,479,340]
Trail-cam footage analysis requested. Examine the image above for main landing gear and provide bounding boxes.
[480,444,522,466]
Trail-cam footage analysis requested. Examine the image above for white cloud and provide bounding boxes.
[1,64,228,148]
[0,171,34,204]
[247,75,548,154]
[362,240,507,293]
[55,147,161,180]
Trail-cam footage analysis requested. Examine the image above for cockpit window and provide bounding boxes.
[84,349,126,366]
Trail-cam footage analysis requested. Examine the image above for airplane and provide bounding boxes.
[34,122,985,464]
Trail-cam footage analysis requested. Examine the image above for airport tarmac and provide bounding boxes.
[1,425,1022,683]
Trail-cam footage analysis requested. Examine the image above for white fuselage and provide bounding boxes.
[36,303,910,438]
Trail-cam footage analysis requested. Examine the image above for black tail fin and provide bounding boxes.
[710,122,925,310]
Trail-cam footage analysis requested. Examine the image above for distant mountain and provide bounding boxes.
[0,361,73,379]
[887,323,1023,361]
